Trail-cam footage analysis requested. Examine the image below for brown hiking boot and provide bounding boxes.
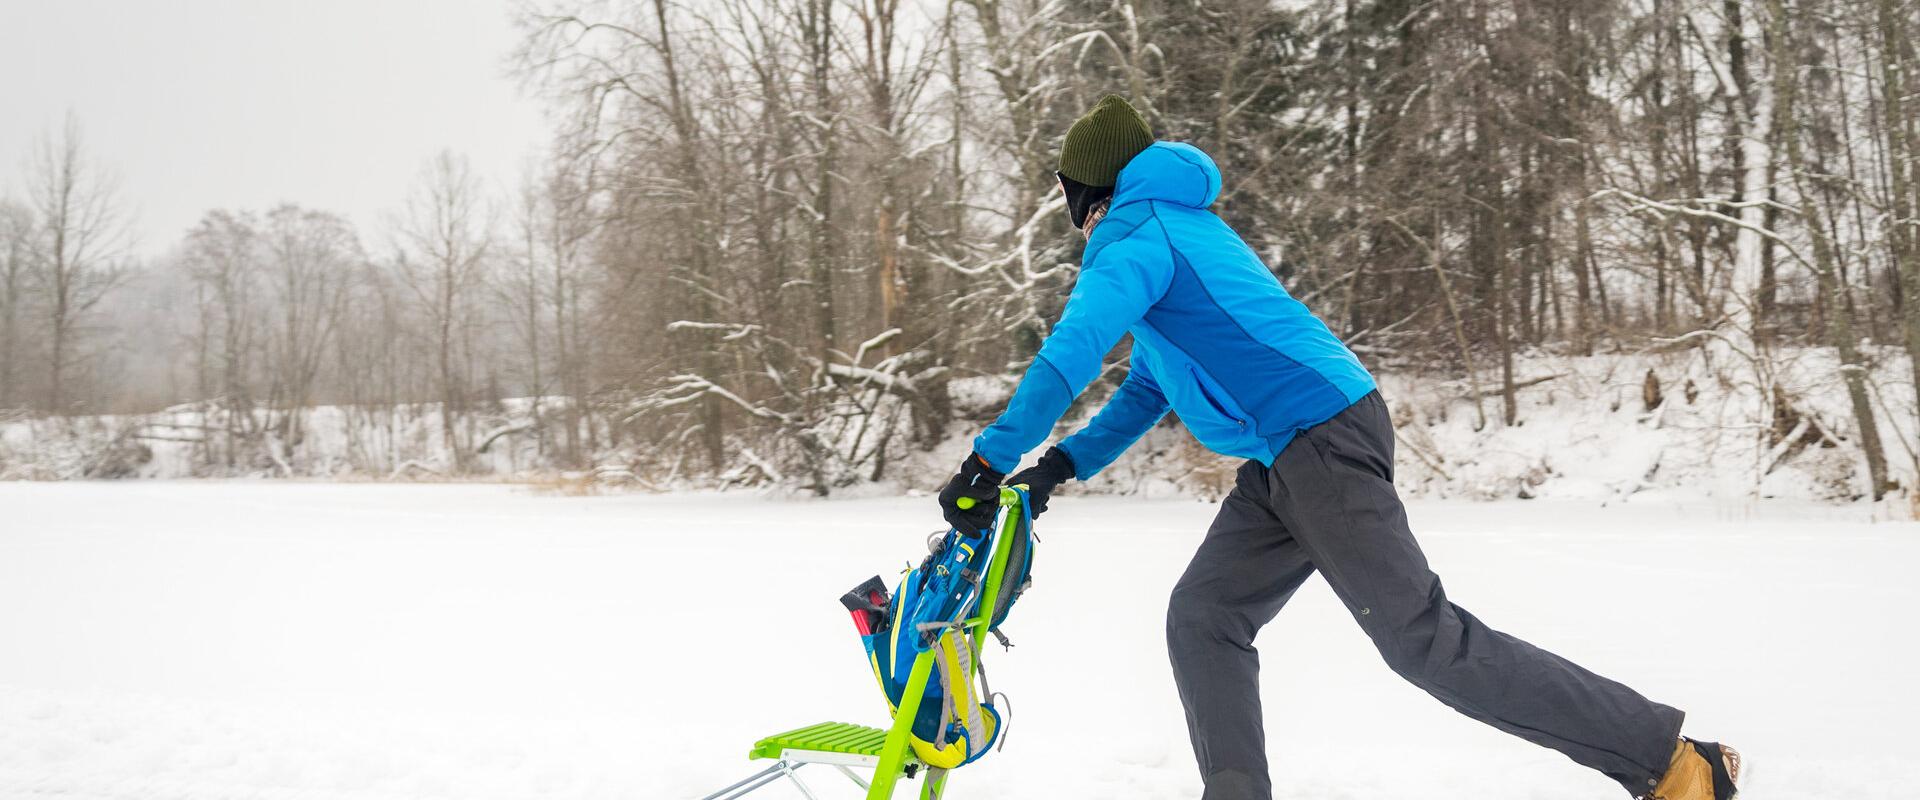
[1642,738,1744,800]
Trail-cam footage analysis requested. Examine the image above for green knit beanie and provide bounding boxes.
[1058,95,1154,187]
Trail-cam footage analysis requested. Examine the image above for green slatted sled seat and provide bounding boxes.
[701,722,928,800]
[750,722,891,762]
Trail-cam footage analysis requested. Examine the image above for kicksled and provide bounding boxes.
[700,486,1038,800]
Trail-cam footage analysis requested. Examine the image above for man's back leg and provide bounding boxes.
[1268,393,1685,796]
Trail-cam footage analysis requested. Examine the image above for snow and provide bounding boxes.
[2,482,1916,799]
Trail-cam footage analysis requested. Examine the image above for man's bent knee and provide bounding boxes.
[1356,602,1462,686]
[1167,583,1253,655]
[1335,588,1426,668]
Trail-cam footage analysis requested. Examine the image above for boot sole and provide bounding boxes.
[1725,744,1747,799]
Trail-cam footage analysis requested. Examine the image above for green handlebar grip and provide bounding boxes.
[956,486,1026,513]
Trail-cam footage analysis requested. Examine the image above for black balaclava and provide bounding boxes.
[1058,172,1114,231]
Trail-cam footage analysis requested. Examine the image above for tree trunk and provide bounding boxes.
[1768,0,1890,499]
[653,0,728,470]
[1877,0,1920,438]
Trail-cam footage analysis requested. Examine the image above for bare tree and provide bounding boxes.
[1765,0,1889,498]
[181,209,263,467]
[261,204,358,447]
[1874,0,1920,434]
[396,151,492,472]
[0,199,33,411]
[500,164,601,462]
[504,168,553,456]
[25,115,129,414]
[540,165,598,467]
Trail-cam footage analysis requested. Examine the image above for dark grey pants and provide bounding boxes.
[1167,391,1683,798]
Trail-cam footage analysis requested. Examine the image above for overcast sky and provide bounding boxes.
[0,0,549,258]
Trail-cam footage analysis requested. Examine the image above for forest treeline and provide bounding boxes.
[2,0,1917,496]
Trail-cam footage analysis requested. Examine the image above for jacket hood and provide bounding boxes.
[1110,141,1221,210]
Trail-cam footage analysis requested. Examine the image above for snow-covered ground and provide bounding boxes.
[1,483,1915,799]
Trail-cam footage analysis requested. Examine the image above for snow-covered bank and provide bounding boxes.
[5,346,1914,509]
[0,400,564,482]
[2,482,1914,798]
[1081,345,1920,507]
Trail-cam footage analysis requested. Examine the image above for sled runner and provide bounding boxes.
[699,486,1036,800]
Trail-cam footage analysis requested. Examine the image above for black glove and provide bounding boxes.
[938,452,1004,531]
[1006,446,1075,517]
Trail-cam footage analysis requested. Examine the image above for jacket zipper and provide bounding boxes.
[1190,366,1247,429]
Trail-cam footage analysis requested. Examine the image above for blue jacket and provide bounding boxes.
[973,142,1376,478]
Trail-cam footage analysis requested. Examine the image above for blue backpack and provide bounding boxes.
[840,488,1037,770]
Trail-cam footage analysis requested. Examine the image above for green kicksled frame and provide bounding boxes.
[699,487,1025,800]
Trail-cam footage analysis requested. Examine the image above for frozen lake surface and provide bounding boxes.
[2,481,1915,798]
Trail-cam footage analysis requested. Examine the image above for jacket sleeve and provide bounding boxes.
[972,236,1173,473]
[1056,363,1170,479]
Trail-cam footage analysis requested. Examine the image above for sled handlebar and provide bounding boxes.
[954,485,1026,511]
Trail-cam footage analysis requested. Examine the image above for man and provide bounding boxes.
[936,95,1742,800]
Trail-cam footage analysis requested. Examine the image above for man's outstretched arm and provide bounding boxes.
[1054,364,1170,480]
[1002,365,1169,517]
[939,238,1170,530]
[971,238,1171,473]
